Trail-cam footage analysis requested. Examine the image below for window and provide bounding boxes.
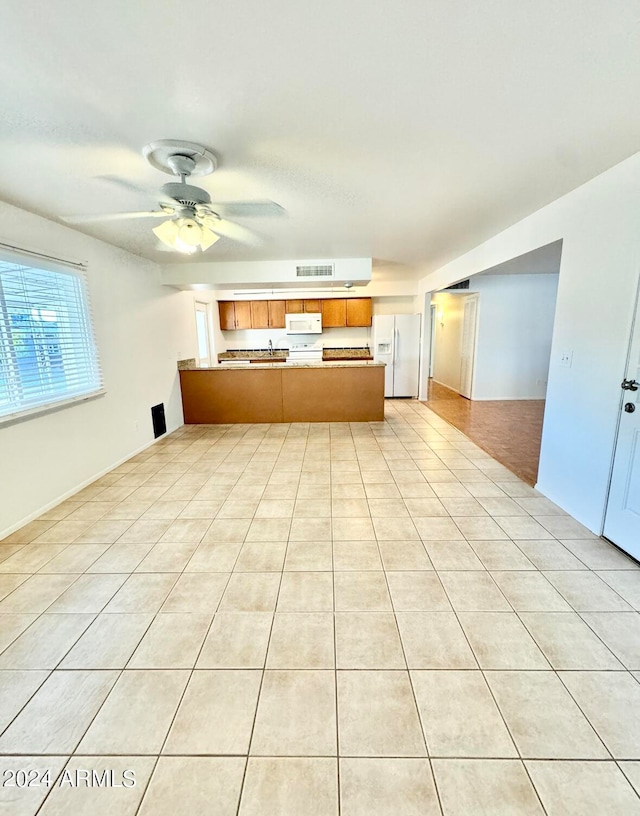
[0,252,103,422]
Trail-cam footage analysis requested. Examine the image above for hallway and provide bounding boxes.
[1,400,639,815]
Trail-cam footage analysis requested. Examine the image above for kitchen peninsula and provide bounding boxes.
[179,361,385,423]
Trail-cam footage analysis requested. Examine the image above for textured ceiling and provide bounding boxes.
[0,0,639,272]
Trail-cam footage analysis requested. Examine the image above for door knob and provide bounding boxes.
[622,379,639,391]
[624,402,636,413]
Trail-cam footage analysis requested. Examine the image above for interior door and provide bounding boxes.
[459,295,479,399]
[604,287,640,559]
[393,314,421,397]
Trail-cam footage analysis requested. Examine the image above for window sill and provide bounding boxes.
[0,388,107,427]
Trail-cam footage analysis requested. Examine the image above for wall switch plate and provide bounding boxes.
[560,350,573,368]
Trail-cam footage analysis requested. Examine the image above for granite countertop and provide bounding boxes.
[217,347,373,362]
[182,361,384,370]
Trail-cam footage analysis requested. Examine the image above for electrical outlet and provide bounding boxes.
[559,350,573,368]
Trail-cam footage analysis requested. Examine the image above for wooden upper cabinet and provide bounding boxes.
[218,301,236,330]
[250,300,270,329]
[268,300,286,328]
[220,297,371,330]
[321,299,347,328]
[234,301,252,330]
[346,297,372,327]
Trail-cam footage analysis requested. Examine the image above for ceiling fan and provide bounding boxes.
[61,140,285,254]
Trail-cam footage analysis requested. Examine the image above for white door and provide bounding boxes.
[394,314,421,397]
[195,302,212,367]
[372,314,395,397]
[459,295,479,399]
[603,288,640,559]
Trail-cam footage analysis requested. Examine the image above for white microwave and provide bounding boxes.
[285,313,322,334]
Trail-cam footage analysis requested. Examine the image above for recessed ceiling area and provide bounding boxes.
[0,1,638,270]
[476,240,563,278]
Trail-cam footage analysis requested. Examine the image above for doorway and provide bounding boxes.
[425,241,562,484]
[603,278,640,559]
[195,301,212,367]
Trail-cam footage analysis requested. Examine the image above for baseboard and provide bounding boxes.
[534,478,602,536]
[0,423,182,540]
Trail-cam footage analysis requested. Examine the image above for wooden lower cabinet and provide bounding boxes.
[179,366,385,423]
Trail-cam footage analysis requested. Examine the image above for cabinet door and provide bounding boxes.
[269,300,286,328]
[250,300,270,329]
[234,301,252,329]
[346,297,372,327]
[285,300,304,313]
[304,299,321,313]
[321,299,347,328]
[218,301,236,330]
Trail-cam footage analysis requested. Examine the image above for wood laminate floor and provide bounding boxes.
[424,380,545,486]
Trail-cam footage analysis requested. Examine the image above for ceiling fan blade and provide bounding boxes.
[210,200,285,218]
[96,175,153,196]
[61,210,172,224]
[200,215,262,246]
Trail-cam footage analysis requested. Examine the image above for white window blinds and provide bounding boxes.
[0,253,103,422]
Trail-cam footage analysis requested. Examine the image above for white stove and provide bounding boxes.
[287,342,323,364]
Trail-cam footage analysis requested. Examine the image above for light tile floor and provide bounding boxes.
[1,400,640,815]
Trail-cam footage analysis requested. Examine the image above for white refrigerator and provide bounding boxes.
[372,314,421,397]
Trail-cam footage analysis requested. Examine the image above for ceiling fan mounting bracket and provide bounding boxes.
[142,140,218,178]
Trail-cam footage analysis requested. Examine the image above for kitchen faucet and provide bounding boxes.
[268,339,273,356]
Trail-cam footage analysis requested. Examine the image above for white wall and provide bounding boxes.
[0,201,196,537]
[372,296,417,315]
[471,273,559,400]
[418,152,640,533]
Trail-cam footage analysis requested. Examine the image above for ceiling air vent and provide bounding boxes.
[296,264,334,278]
[444,279,470,290]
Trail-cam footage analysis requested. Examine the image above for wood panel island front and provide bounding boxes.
[179,362,385,423]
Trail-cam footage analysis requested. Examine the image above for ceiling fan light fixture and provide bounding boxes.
[153,216,219,254]
[152,218,179,247]
[176,217,202,247]
[199,225,221,251]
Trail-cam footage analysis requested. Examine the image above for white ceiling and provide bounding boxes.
[1,1,639,272]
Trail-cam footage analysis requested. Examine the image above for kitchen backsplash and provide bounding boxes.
[221,325,371,350]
